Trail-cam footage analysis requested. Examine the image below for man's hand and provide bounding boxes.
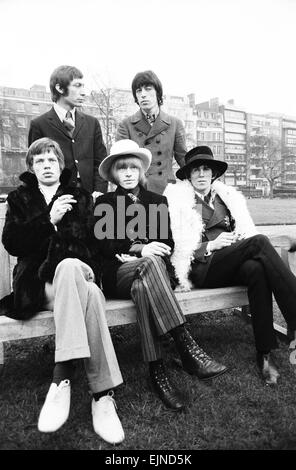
[209,232,236,251]
[141,242,171,257]
[50,194,77,226]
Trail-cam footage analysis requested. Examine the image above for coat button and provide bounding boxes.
[158,171,162,176]
[75,159,78,164]
[157,161,161,166]
[156,139,160,143]
[72,139,75,143]
[145,140,151,145]
[157,151,162,155]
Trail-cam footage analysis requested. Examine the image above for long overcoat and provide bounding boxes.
[116,109,186,194]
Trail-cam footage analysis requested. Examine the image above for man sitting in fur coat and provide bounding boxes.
[0,137,124,444]
[164,145,296,386]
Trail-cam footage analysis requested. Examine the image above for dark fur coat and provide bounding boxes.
[94,185,176,298]
[0,168,100,320]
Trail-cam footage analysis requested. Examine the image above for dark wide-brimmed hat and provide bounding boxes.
[176,145,228,181]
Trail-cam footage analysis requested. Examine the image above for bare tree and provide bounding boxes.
[89,76,131,153]
[248,134,284,198]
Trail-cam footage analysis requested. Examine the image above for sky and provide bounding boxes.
[1,0,296,116]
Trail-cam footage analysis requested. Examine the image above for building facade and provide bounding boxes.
[194,97,224,161]
[281,115,296,187]
[219,100,248,187]
[1,84,296,194]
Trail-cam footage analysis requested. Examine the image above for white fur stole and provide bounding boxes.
[164,180,258,291]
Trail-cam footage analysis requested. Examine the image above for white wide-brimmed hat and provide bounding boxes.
[99,139,152,182]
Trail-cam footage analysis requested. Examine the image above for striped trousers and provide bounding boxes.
[116,255,186,362]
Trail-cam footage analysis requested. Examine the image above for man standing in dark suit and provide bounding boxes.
[116,70,187,195]
[28,65,108,196]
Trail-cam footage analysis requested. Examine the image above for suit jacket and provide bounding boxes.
[94,185,175,297]
[190,194,235,284]
[115,109,187,194]
[28,107,108,193]
[0,169,101,320]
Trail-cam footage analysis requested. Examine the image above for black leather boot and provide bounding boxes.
[173,327,228,380]
[256,352,280,386]
[287,328,296,343]
[149,361,186,411]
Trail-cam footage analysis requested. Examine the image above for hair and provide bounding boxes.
[131,70,163,106]
[49,65,83,102]
[26,137,65,172]
[110,156,147,187]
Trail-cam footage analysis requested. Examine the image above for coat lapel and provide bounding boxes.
[72,110,85,138]
[47,107,70,138]
[131,110,151,136]
[206,196,228,229]
[146,110,170,140]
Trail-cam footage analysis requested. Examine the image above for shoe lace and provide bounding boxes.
[152,365,173,392]
[181,332,211,364]
[99,392,118,414]
[49,379,70,404]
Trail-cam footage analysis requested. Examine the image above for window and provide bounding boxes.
[225,132,245,142]
[3,134,11,148]
[11,136,19,148]
[32,103,39,114]
[225,110,245,121]
[17,116,26,127]
[2,116,10,127]
[287,138,296,145]
[19,135,27,149]
[225,123,246,133]
[16,102,25,112]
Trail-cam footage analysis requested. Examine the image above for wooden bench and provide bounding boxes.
[0,208,295,366]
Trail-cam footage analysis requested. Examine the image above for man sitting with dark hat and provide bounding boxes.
[164,145,296,386]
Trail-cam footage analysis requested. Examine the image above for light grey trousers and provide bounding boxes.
[44,258,123,393]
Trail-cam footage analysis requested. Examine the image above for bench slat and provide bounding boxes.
[0,286,249,342]
[0,206,295,365]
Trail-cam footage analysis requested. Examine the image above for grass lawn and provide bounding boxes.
[1,311,296,450]
[1,199,296,450]
[246,198,296,225]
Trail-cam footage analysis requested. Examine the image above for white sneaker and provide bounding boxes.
[38,380,71,433]
[92,392,125,444]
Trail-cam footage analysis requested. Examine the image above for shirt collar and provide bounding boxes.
[53,102,76,123]
[194,188,216,209]
[194,189,211,201]
[142,106,159,122]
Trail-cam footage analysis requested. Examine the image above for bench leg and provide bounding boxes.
[233,306,251,323]
[241,305,251,322]
[0,342,4,376]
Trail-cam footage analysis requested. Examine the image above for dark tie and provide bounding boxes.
[204,192,211,205]
[146,113,156,126]
[63,110,75,136]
